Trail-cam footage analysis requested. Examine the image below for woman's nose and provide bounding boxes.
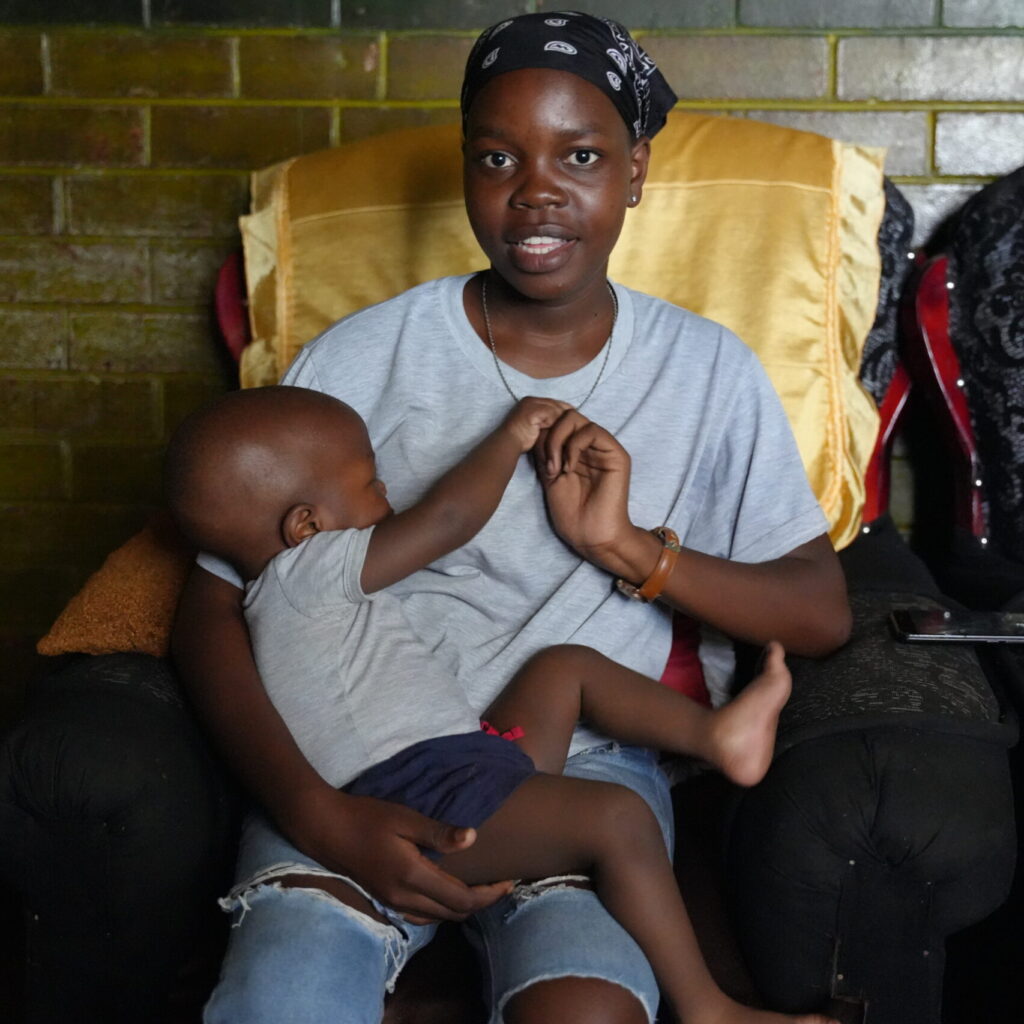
[511,161,565,208]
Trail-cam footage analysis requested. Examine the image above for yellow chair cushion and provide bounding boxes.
[40,113,885,656]
[241,113,884,550]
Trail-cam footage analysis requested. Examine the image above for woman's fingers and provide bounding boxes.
[538,407,588,477]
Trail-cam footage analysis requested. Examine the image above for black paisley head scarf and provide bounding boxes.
[461,12,678,140]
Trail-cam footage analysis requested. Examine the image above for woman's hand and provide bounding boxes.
[283,786,512,924]
[535,409,636,568]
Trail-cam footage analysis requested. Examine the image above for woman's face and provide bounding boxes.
[463,68,649,306]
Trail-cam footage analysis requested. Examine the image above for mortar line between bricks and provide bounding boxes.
[58,439,73,501]
[0,301,218,314]
[0,167,249,178]
[377,31,388,102]
[3,96,1023,111]
[141,104,152,167]
[926,110,938,175]
[229,35,241,98]
[826,33,838,99]
[0,232,234,245]
[15,25,1024,39]
[51,177,65,235]
[39,33,52,95]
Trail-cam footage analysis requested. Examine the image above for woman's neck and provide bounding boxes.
[466,270,616,380]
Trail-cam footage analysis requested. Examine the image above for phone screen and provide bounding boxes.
[890,608,1024,643]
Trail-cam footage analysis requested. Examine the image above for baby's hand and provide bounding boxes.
[503,397,573,452]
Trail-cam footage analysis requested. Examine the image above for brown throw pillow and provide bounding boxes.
[37,512,194,659]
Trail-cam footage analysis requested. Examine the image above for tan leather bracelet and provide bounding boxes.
[615,527,681,603]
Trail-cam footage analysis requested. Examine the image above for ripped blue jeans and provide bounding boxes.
[204,743,674,1024]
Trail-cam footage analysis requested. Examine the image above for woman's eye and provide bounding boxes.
[481,152,512,169]
[569,149,600,166]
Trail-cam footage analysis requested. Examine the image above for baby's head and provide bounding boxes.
[165,386,390,580]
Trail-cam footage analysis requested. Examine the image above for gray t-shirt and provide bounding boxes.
[202,275,828,754]
[244,527,479,788]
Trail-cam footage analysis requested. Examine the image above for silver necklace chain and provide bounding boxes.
[480,275,618,410]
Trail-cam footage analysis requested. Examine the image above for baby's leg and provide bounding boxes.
[484,643,791,786]
[442,774,834,1024]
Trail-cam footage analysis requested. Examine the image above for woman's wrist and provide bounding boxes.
[615,527,681,602]
[585,523,664,583]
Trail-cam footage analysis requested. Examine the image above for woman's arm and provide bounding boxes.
[172,564,511,921]
[537,416,851,658]
[599,529,850,657]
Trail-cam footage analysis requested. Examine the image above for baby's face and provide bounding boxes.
[314,416,392,532]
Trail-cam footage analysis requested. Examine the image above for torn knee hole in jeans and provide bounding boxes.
[218,863,403,941]
[509,874,592,904]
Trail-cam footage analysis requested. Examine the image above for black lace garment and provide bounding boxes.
[948,166,1024,562]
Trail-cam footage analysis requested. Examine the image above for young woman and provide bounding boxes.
[175,13,850,1023]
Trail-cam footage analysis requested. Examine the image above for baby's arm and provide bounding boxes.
[360,397,569,593]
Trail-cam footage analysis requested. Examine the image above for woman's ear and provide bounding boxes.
[282,503,319,548]
[628,136,651,207]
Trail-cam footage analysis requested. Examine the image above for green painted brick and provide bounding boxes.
[641,35,830,100]
[0,310,68,370]
[340,0,524,30]
[0,376,157,439]
[239,34,379,100]
[0,31,43,96]
[161,375,233,438]
[899,183,980,247]
[0,442,65,500]
[71,443,165,502]
[839,36,1024,101]
[740,0,937,28]
[0,104,145,167]
[69,311,229,374]
[340,105,459,142]
[48,31,235,99]
[387,36,475,100]
[150,240,237,304]
[66,173,248,237]
[0,501,149,573]
[945,0,1024,27]
[565,0,735,28]
[151,105,333,168]
[936,113,1024,177]
[0,239,149,303]
[0,176,55,235]
[0,566,85,639]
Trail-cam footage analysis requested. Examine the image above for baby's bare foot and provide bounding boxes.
[707,641,791,787]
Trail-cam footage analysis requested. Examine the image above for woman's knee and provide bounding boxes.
[208,880,403,1023]
[503,976,650,1024]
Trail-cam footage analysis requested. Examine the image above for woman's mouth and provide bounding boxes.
[507,233,577,273]
[515,235,568,255]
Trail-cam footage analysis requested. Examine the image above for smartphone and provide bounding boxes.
[890,607,1024,643]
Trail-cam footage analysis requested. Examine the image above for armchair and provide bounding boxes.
[0,115,1016,1024]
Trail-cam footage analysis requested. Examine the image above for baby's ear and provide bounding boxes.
[282,503,318,547]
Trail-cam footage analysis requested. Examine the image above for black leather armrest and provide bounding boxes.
[0,653,239,1023]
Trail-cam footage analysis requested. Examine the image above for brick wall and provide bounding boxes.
[1,0,1022,708]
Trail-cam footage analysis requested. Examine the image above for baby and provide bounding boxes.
[165,384,832,1024]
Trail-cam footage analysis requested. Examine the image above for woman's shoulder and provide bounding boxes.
[317,275,467,340]
[621,284,758,370]
[283,275,471,384]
